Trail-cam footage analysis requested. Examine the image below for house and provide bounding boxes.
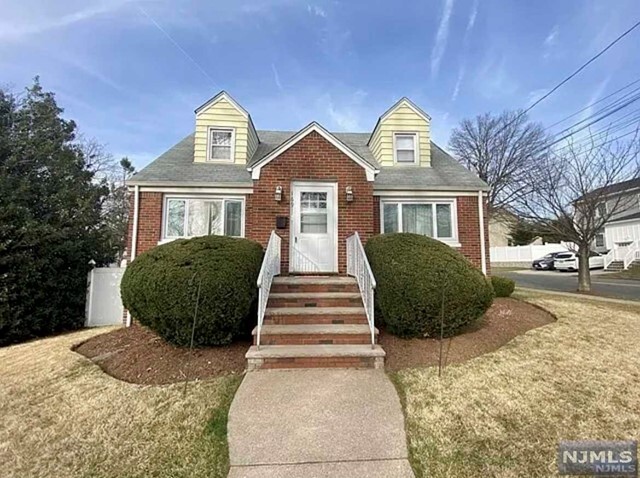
[125,91,490,369]
[589,178,640,270]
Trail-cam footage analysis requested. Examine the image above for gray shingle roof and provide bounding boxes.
[129,129,488,191]
[374,143,489,191]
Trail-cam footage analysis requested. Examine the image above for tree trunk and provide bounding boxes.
[577,245,591,293]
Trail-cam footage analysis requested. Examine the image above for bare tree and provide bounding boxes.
[514,127,640,292]
[449,110,549,211]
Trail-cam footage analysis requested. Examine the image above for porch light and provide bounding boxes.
[274,186,283,202]
[346,186,354,202]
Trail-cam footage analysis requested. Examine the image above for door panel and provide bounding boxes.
[290,184,337,272]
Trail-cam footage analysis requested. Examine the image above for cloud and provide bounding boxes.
[307,4,327,17]
[271,63,284,91]
[321,90,367,131]
[543,25,559,59]
[466,0,479,35]
[526,88,548,107]
[451,65,465,101]
[431,0,455,78]
[0,1,130,41]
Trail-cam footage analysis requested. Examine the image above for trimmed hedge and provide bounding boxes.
[121,235,263,346]
[491,275,515,297]
[365,233,494,338]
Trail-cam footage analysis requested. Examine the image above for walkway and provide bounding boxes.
[227,369,414,478]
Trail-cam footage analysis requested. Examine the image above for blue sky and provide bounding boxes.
[1,0,639,170]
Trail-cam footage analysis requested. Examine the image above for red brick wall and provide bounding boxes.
[126,192,163,258]
[246,131,373,274]
[371,194,490,274]
[456,195,491,274]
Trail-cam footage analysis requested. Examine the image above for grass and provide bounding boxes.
[392,292,640,478]
[0,328,242,478]
[604,267,640,281]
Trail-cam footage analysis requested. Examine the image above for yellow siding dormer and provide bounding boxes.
[194,92,258,164]
[369,98,431,167]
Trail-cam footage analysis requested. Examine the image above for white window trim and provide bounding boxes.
[393,132,419,165]
[207,127,235,163]
[161,195,245,243]
[380,198,460,247]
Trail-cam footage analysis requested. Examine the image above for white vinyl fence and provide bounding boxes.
[85,267,125,327]
[490,243,574,263]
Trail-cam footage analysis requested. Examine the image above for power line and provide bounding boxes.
[500,19,640,134]
[545,77,640,131]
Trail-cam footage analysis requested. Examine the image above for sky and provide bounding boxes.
[1,0,639,170]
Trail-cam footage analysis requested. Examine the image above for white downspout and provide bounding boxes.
[126,185,140,327]
[478,190,487,275]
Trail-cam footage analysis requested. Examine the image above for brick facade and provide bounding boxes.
[126,192,163,258]
[246,131,373,274]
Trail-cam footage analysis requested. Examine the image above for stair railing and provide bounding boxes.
[256,231,281,349]
[603,248,615,270]
[346,232,376,349]
[623,239,640,270]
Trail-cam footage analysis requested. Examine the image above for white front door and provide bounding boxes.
[290,182,338,273]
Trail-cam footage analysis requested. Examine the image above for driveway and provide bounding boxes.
[500,269,640,301]
[227,369,414,477]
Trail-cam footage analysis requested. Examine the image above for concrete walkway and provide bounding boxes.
[227,369,414,478]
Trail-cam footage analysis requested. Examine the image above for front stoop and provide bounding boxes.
[246,276,385,370]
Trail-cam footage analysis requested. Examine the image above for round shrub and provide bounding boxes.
[491,275,515,297]
[121,235,263,347]
[364,233,494,338]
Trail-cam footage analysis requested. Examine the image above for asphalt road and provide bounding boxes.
[499,269,640,301]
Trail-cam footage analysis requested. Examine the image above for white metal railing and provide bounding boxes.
[346,232,376,349]
[623,239,640,270]
[603,248,616,270]
[256,231,281,349]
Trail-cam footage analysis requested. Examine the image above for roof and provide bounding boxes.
[586,178,640,198]
[609,210,640,224]
[374,143,489,191]
[129,129,488,191]
[368,97,432,146]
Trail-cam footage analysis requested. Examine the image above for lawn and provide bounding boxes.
[0,328,241,478]
[393,291,640,478]
[604,267,640,280]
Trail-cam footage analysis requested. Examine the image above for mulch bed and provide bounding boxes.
[74,298,555,383]
[380,297,556,371]
[73,323,249,385]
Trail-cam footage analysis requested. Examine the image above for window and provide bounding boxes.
[394,133,417,163]
[381,200,456,242]
[300,192,328,234]
[595,233,605,248]
[595,202,607,218]
[208,128,234,161]
[164,197,243,239]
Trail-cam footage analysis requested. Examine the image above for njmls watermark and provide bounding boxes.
[558,440,637,476]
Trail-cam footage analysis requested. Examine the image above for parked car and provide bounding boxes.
[532,252,566,270]
[554,251,605,271]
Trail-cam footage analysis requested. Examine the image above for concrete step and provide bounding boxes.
[252,324,377,345]
[271,276,359,293]
[245,344,385,370]
[264,307,367,325]
[268,292,363,308]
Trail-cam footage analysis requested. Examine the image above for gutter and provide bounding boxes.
[126,185,140,327]
[478,190,487,275]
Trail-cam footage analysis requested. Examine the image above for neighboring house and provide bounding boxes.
[589,178,640,269]
[125,91,490,369]
[489,209,518,247]
[126,91,490,274]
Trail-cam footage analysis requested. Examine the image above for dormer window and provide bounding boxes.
[394,133,418,164]
[208,127,234,161]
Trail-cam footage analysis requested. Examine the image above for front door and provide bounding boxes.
[290,182,338,273]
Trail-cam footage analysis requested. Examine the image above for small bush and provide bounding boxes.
[491,276,515,297]
[365,233,494,338]
[121,235,263,346]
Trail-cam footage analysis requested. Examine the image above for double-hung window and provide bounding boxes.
[164,197,243,240]
[208,128,234,161]
[394,133,417,164]
[382,200,457,244]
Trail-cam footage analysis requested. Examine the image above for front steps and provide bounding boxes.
[246,276,385,370]
[606,260,625,271]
